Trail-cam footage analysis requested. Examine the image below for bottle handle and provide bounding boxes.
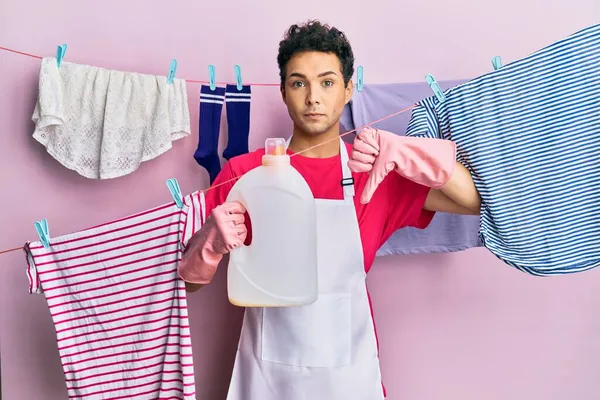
[225,189,251,261]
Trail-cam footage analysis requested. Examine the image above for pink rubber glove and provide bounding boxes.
[178,201,248,285]
[348,126,456,204]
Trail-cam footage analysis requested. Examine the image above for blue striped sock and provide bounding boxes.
[194,85,226,183]
[223,84,251,161]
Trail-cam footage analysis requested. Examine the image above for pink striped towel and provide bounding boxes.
[24,192,206,399]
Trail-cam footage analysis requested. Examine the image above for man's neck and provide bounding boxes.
[287,126,341,158]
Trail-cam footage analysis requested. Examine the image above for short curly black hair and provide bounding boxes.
[277,20,355,88]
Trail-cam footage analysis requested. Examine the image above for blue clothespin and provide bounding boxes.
[166,178,184,208]
[491,56,502,70]
[425,74,446,103]
[56,44,67,68]
[234,64,243,91]
[208,65,216,91]
[34,219,50,248]
[167,59,178,84]
[356,65,364,92]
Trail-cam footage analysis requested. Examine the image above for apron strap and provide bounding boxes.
[338,140,355,199]
[285,136,355,199]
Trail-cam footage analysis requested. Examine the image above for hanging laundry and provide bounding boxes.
[31,57,191,179]
[340,80,482,256]
[223,84,252,161]
[405,22,600,276]
[194,85,226,184]
[24,197,199,399]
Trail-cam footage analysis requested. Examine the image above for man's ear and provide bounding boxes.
[345,79,354,105]
[280,84,286,102]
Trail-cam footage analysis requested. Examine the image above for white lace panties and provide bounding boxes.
[31,57,191,179]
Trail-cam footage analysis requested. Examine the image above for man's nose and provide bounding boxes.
[305,84,321,105]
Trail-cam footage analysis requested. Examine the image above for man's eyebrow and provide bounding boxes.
[288,72,307,79]
[287,71,339,79]
[317,71,338,77]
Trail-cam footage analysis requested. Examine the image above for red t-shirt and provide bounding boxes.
[204,142,435,273]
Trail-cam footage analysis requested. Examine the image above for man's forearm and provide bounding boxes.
[185,282,205,293]
[440,161,481,213]
[347,127,481,212]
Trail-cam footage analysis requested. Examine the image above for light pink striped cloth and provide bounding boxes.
[24,191,206,400]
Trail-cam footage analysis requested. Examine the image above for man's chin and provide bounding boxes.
[301,124,332,137]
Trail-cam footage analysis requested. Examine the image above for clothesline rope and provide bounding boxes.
[0,45,281,87]
[0,105,415,256]
[199,105,415,194]
[0,246,24,255]
[0,43,417,255]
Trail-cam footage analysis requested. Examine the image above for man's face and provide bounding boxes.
[281,51,353,137]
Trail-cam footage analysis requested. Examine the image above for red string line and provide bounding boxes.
[0,44,417,254]
[0,45,44,59]
[197,105,415,195]
[0,44,280,86]
[0,246,24,255]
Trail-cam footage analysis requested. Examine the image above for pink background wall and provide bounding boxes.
[1,1,600,399]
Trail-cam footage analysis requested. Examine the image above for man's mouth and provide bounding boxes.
[305,113,325,119]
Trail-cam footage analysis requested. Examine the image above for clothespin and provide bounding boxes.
[167,59,178,84]
[166,178,184,208]
[491,56,502,70]
[356,65,364,92]
[208,65,216,91]
[34,219,50,248]
[56,44,67,68]
[425,74,446,103]
[234,64,243,91]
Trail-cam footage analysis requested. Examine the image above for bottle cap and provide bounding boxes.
[265,138,286,156]
[262,138,289,166]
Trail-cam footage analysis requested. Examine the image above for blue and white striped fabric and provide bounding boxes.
[405,23,600,276]
[339,80,483,257]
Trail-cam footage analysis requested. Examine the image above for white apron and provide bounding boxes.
[225,137,385,400]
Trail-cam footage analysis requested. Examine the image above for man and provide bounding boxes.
[178,20,481,400]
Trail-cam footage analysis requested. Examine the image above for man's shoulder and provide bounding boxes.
[225,148,265,176]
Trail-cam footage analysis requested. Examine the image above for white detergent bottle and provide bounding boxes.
[225,137,318,307]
